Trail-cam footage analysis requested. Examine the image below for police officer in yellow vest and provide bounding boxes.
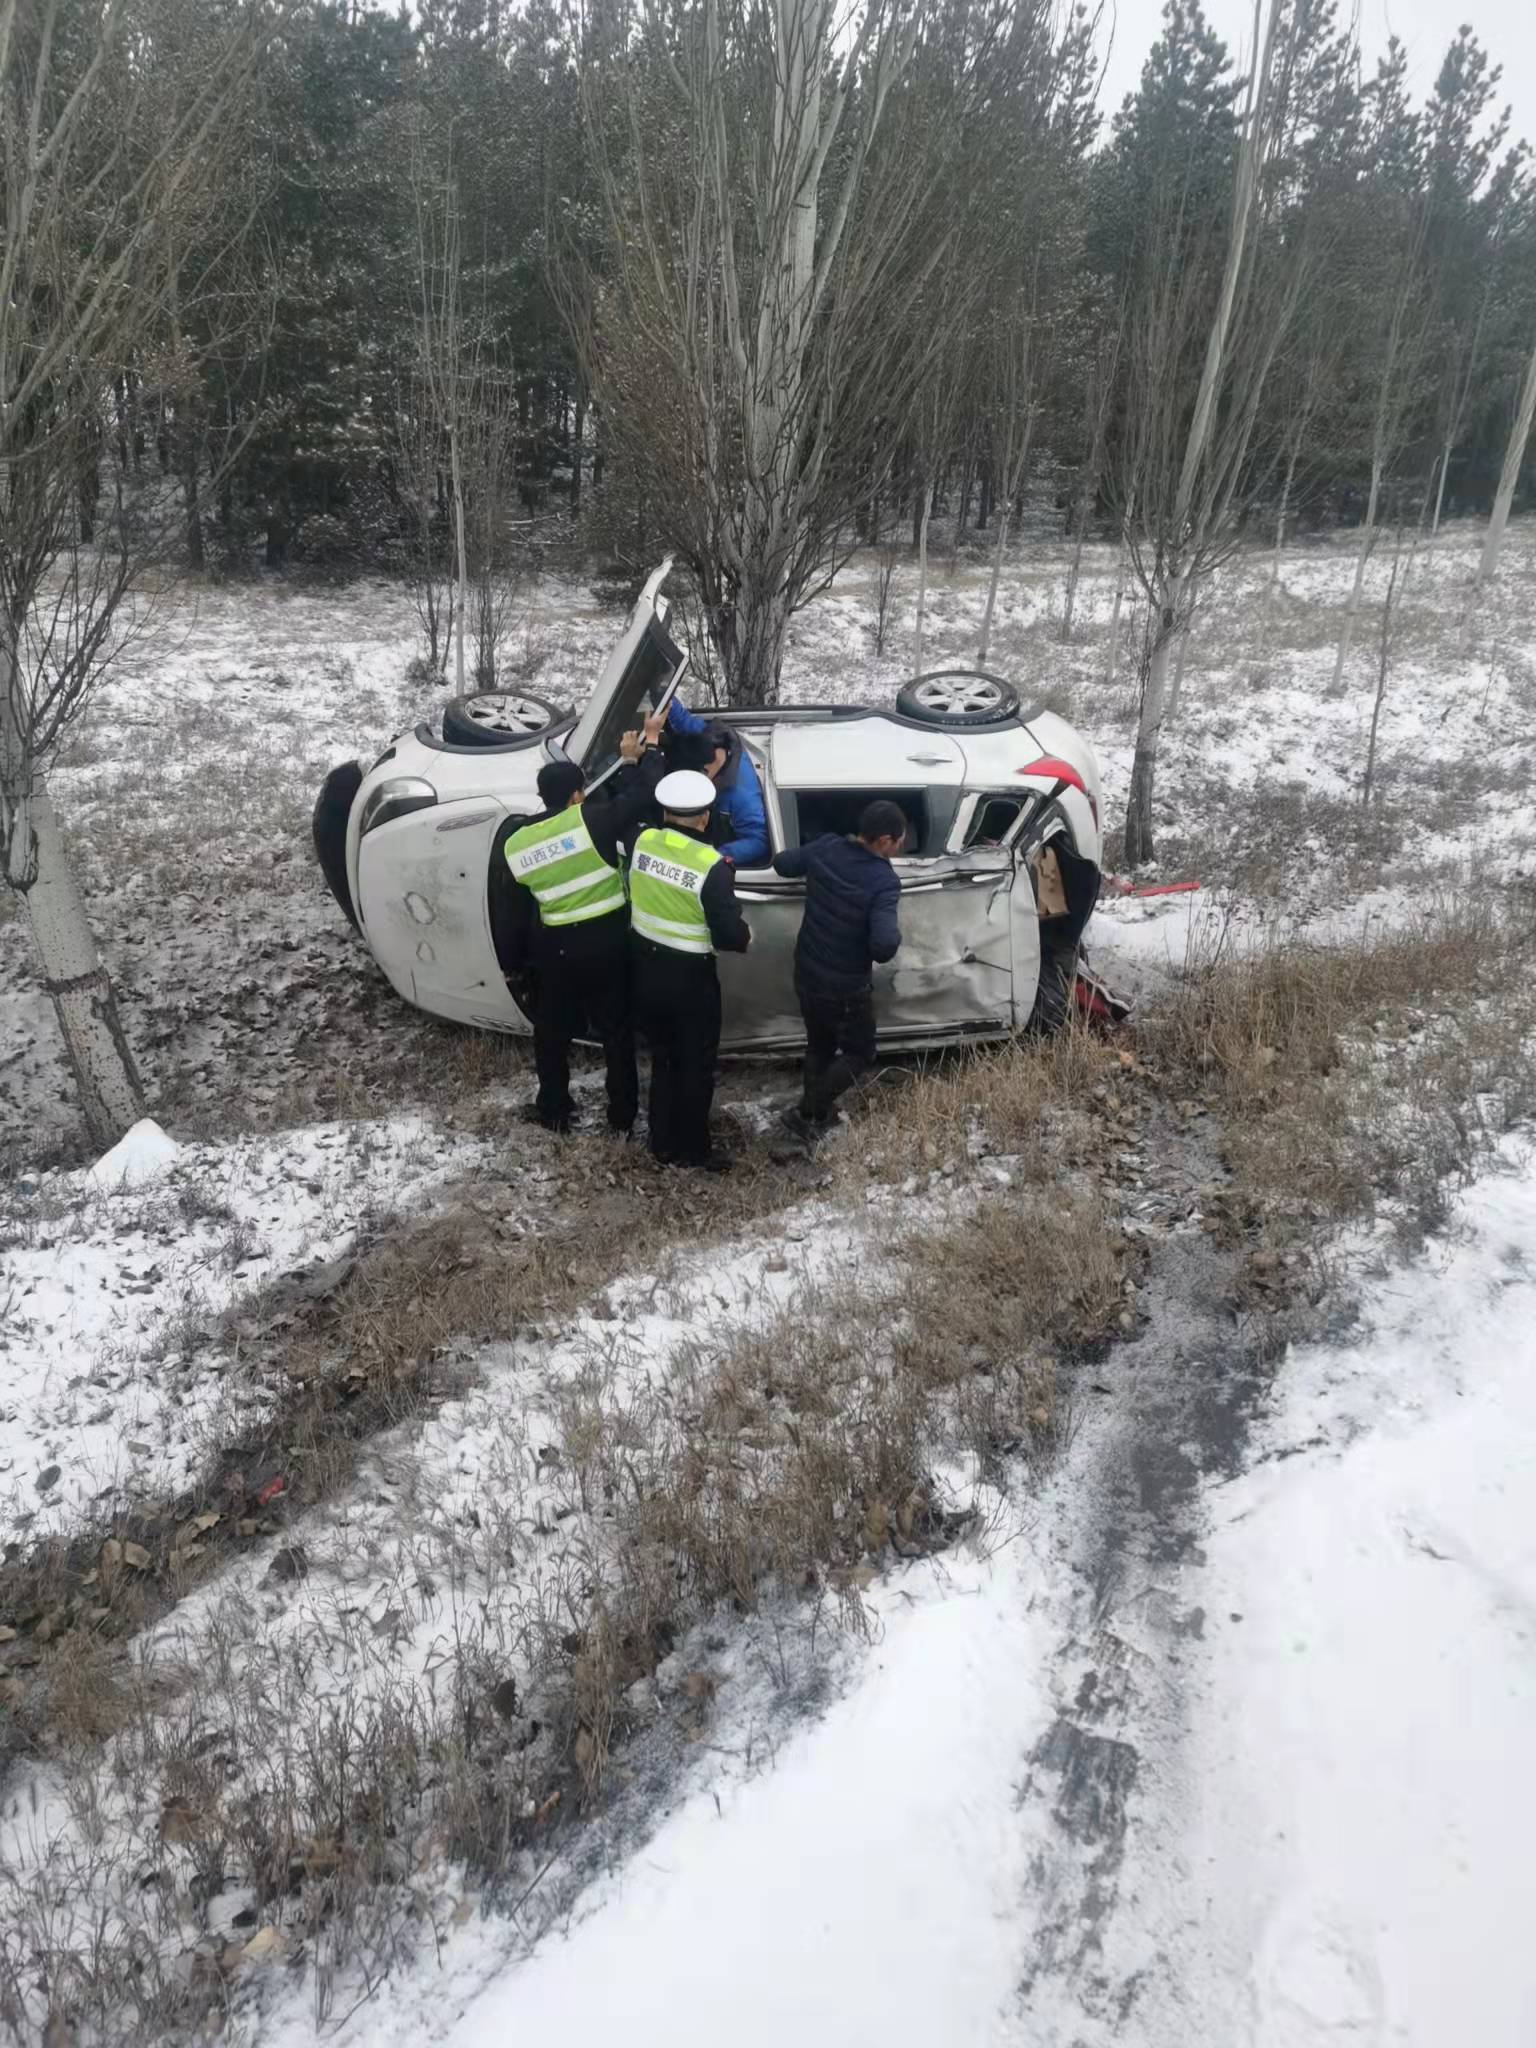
[502,724,664,1134]
[630,769,751,1172]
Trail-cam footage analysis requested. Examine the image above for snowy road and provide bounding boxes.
[325,1152,1536,2048]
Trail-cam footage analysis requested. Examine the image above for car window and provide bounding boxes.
[789,788,928,852]
[963,794,1025,849]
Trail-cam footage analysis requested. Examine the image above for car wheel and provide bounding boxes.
[313,759,364,930]
[896,671,1021,727]
[441,688,567,747]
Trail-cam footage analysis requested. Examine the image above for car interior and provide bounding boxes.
[775,787,937,855]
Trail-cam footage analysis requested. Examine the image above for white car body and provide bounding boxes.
[315,563,1104,1052]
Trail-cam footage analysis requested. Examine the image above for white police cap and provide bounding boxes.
[655,769,718,813]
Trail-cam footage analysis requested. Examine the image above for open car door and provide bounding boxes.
[556,559,688,788]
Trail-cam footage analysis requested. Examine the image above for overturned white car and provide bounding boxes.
[313,564,1105,1050]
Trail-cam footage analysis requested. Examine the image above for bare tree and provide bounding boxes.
[975,280,1041,668]
[1329,232,1430,692]
[909,367,965,679]
[1429,272,1494,537]
[392,371,457,677]
[1113,0,1303,866]
[563,0,1071,704]
[465,373,527,689]
[409,127,475,695]
[1475,324,1536,592]
[1,0,270,1146]
[870,536,900,655]
[1059,316,1121,643]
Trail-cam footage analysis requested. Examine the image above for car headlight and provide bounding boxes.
[360,776,437,836]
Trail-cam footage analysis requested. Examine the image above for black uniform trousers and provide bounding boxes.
[797,977,878,1125]
[532,922,638,1132]
[632,938,722,1165]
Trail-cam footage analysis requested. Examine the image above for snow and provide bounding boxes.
[1,1115,484,1540]
[1117,1149,1536,2048]
[86,1114,180,1191]
[443,1546,1049,2048]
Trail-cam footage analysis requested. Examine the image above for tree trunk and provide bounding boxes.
[78,456,100,546]
[450,422,468,695]
[1477,329,1536,591]
[571,393,586,510]
[1332,456,1383,692]
[912,485,933,679]
[1060,459,1097,643]
[1362,542,1405,806]
[1271,441,1298,586]
[1106,548,1128,687]
[1430,439,1452,536]
[976,505,1010,667]
[1167,619,1191,724]
[184,424,204,573]
[723,567,793,707]
[955,456,973,537]
[1124,594,1180,867]
[3,638,142,1146]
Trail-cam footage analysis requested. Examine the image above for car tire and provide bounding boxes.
[441,688,568,748]
[896,671,1021,728]
[313,759,364,930]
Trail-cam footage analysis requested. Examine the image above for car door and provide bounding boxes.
[876,849,1022,1042]
[560,559,687,786]
[718,870,808,1048]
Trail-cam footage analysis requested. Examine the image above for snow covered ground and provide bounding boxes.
[1116,1149,1536,2048]
[2,1114,484,1543]
[244,1149,1536,2048]
[4,517,1536,2045]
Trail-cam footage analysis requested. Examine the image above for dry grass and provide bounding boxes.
[838,1020,1121,1190]
[1143,899,1536,1249]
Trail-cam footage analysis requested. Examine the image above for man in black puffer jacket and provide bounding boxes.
[773,801,906,1138]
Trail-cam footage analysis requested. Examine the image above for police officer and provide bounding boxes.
[629,769,751,1172]
[502,717,664,1134]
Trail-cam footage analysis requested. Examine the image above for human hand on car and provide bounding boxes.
[641,708,666,748]
[618,728,642,762]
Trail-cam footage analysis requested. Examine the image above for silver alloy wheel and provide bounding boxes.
[910,676,1009,716]
[467,692,552,735]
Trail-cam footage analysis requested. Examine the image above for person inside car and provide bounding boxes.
[663,696,770,868]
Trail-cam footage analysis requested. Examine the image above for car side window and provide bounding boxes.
[963,794,1025,849]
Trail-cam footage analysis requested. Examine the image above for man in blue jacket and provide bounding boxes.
[665,697,770,868]
[773,801,906,1140]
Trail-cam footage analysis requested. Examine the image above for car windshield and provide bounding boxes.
[579,613,686,783]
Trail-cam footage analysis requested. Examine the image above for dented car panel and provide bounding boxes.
[357,800,521,1028]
